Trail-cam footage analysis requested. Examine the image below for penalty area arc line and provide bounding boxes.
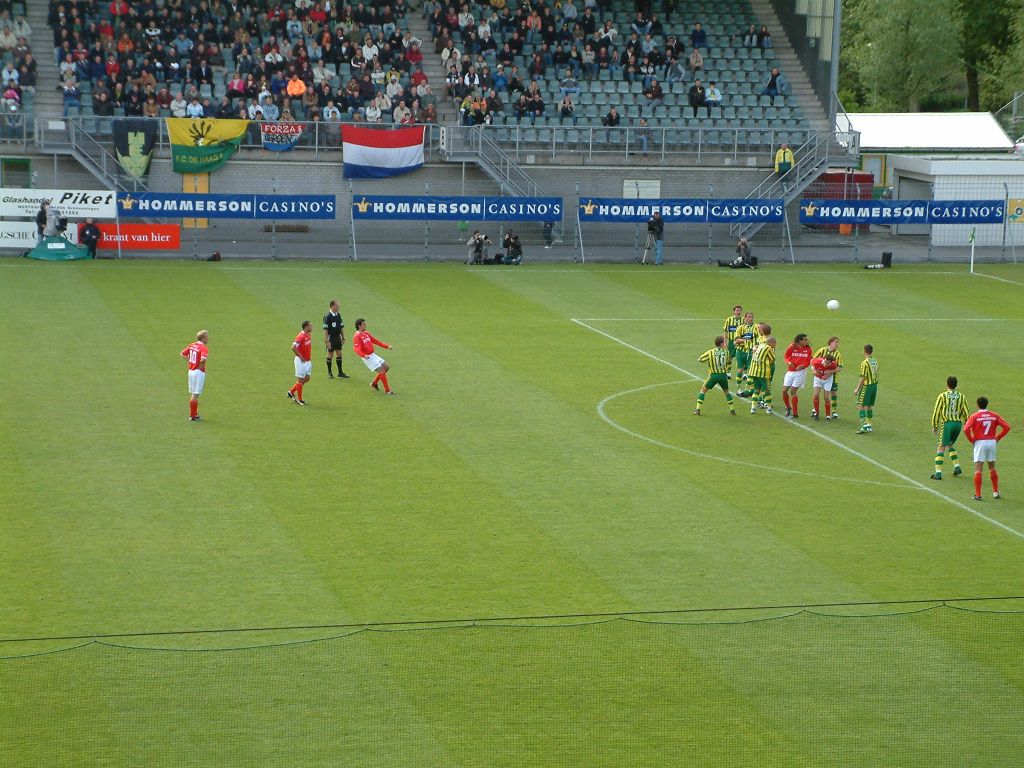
[598,382,915,490]
[572,319,1024,541]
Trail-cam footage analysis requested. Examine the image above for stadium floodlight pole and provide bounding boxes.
[829,0,843,125]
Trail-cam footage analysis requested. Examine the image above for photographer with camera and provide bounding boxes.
[718,236,757,268]
[646,211,664,265]
[501,232,524,265]
[466,230,492,264]
[43,202,67,238]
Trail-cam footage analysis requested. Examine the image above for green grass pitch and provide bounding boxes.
[1,259,1023,766]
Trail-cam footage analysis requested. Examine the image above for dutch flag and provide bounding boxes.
[342,125,425,179]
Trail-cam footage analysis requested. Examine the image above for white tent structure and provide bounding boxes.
[844,113,1014,185]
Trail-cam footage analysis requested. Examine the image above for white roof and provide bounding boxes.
[844,113,1013,151]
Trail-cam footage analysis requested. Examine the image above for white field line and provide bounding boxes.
[575,318,1009,322]
[973,272,1024,288]
[598,382,914,490]
[572,318,1024,540]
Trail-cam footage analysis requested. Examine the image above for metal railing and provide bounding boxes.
[729,128,856,239]
[993,92,1024,142]
[457,123,816,165]
[34,115,445,162]
[0,112,35,147]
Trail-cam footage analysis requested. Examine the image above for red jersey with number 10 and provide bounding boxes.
[181,342,208,371]
[293,331,312,361]
[784,343,812,372]
[963,410,1011,443]
[353,330,390,357]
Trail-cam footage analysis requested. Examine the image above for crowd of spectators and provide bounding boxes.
[42,0,440,126]
[0,9,35,115]
[425,0,783,129]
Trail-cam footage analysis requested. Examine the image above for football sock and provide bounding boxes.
[189,400,198,419]
[782,392,791,410]
[372,373,381,388]
[831,391,838,410]
[379,371,391,392]
[695,391,705,412]
[934,451,944,476]
[289,382,299,395]
[725,392,734,412]
[974,471,983,496]
[949,447,959,469]
[858,408,866,424]
[327,358,333,376]
[824,399,832,418]
[813,394,819,412]
[991,469,999,494]
[296,382,303,400]
[791,395,798,416]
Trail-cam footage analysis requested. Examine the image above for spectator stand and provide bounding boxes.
[422,0,807,151]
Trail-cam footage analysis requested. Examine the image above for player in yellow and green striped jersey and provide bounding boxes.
[747,336,776,414]
[853,345,879,434]
[812,336,843,419]
[734,311,756,394]
[754,322,774,408]
[930,376,970,480]
[694,336,737,415]
[722,305,743,372]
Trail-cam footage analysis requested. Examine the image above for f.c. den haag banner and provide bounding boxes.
[166,118,249,173]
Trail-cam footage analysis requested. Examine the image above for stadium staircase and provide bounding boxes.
[746,0,830,132]
[34,118,152,194]
[441,124,563,239]
[24,1,62,117]
[729,128,858,240]
[405,14,459,125]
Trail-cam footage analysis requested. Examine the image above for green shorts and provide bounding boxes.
[857,383,877,407]
[735,349,750,369]
[940,421,962,446]
[703,373,730,391]
[751,376,769,393]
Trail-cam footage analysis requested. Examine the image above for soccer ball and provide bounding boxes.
[826,299,840,311]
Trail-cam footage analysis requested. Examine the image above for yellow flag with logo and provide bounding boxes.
[166,118,249,173]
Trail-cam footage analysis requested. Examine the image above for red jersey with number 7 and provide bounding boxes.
[181,342,208,371]
[353,330,390,357]
[963,410,1011,443]
[293,331,312,361]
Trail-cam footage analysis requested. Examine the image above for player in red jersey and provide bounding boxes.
[180,330,209,421]
[287,320,313,405]
[963,396,1012,500]
[353,318,395,394]
[781,333,812,418]
[810,353,838,420]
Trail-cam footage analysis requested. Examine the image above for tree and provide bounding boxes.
[845,0,962,111]
[955,0,1016,111]
[984,8,1024,114]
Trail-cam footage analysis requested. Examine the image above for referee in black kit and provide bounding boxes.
[323,300,350,379]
